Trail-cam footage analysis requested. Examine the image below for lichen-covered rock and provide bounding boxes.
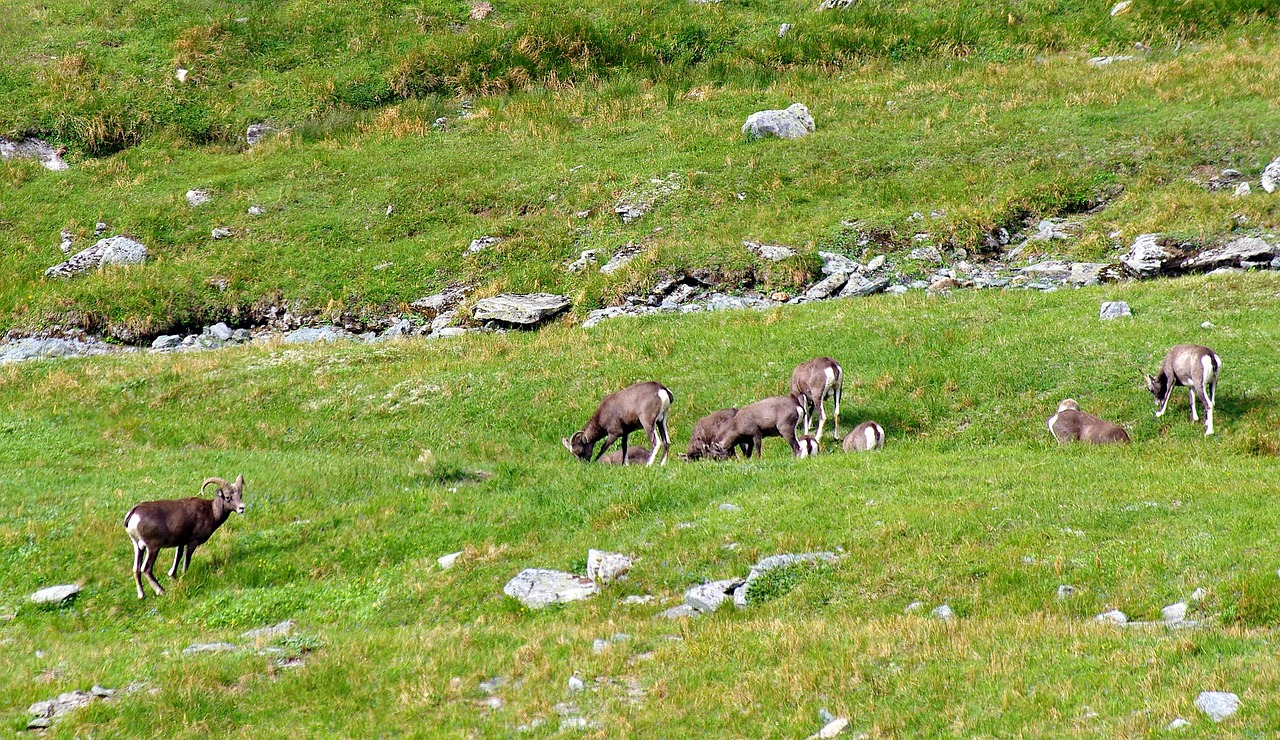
[45,236,149,278]
[472,293,571,327]
[684,580,742,612]
[503,568,599,609]
[742,103,815,140]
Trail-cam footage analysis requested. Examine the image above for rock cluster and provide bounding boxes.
[45,235,149,278]
[1122,234,1280,277]
[27,686,121,730]
[667,551,839,616]
[1,336,126,365]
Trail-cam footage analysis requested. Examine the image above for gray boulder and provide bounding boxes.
[1194,691,1240,722]
[206,323,234,342]
[742,103,815,140]
[151,335,182,350]
[30,584,82,606]
[818,251,860,275]
[1121,234,1175,277]
[1263,156,1280,194]
[45,235,149,278]
[0,137,68,171]
[745,241,796,261]
[472,293,570,327]
[1181,236,1279,271]
[839,276,890,298]
[1162,602,1189,624]
[586,549,633,584]
[1099,301,1131,320]
[1095,609,1128,625]
[410,285,468,317]
[503,568,599,609]
[805,273,848,300]
[684,579,742,613]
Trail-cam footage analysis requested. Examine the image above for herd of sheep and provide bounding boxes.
[122,344,1220,598]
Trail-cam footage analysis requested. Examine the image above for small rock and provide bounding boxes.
[931,604,955,621]
[592,639,609,654]
[1110,0,1132,15]
[93,222,107,237]
[886,285,909,295]
[470,0,494,20]
[479,695,504,710]
[1056,585,1077,599]
[242,620,294,640]
[1194,691,1240,722]
[813,717,849,738]
[1087,55,1136,67]
[1190,588,1207,602]
[1095,609,1128,625]
[27,716,53,730]
[904,601,924,614]
[818,251,861,275]
[866,254,886,271]
[186,189,212,207]
[600,243,644,274]
[742,103,815,140]
[30,585,82,606]
[621,594,654,605]
[685,579,741,613]
[503,568,599,609]
[1233,182,1250,197]
[1162,602,1189,624]
[585,549,633,584]
[1100,301,1131,320]
[718,503,741,512]
[183,642,237,654]
[658,604,700,620]
[839,275,890,298]
[908,246,942,263]
[1166,718,1191,731]
[175,68,188,83]
[567,676,585,693]
[212,226,233,240]
[247,205,265,216]
[566,249,598,272]
[246,123,275,147]
[778,23,792,37]
[206,323,234,342]
[478,676,507,694]
[1260,156,1280,193]
[438,551,462,569]
[283,326,350,344]
[45,235,149,278]
[467,236,502,254]
[151,335,182,350]
[472,293,571,328]
[744,241,796,261]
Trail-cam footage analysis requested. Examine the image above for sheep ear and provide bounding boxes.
[234,474,244,490]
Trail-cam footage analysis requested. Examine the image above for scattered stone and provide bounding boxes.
[685,579,742,613]
[810,717,850,739]
[1262,156,1280,193]
[58,230,75,254]
[1087,55,1136,67]
[600,243,644,274]
[1110,0,1132,15]
[1166,718,1191,731]
[0,137,68,171]
[472,293,571,327]
[1100,301,1131,320]
[818,251,860,275]
[931,604,955,621]
[658,604,700,620]
[567,676,585,693]
[566,249,598,272]
[745,241,796,261]
[1095,609,1128,625]
[805,272,848,300]
[1162,602,1189,624]
[245,123,276,147]
[928,277,961,293]
[866,254,886,272]
[479,695,504,710]
[410,285,469,317]
[479,676,507,694]
[242,620,294,641]
[29,585,82,606]
[206,323,234,342]
[186,189,212,207]
[718,503,741,512]
[151,335,182,350]
[45,235,149,278]
[212,226,233,240]
[1056,585,1077,599]
[621,594,655,605]
[469,1,494,21]
[467,236,502,254]
[908,246,942,263]
[248,205,265,216]
[778,23,792,36]
[886,285,909,295]
[438,551,462,569]
[586,549,633,584]
[1194,691,1240,722]
[503,568,599,609]
[183,642,237,654]
[1233,182,1251,197]
[175,68,188,83]
[742,103,815,140]
[614,174,680,223]
[283,326,351,344]
[904,601,924,613]
[1190,588,1207,602]
[592,638,609,654]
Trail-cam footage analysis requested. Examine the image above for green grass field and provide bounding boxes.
[3,274,1280,735]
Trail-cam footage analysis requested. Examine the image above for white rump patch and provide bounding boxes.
[1047,413,1059,439]
[125,513,143,545]
[865,426,879,450]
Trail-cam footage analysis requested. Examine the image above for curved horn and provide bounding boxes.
[201,477,230,495]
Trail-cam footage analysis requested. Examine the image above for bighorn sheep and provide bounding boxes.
[684,408,751,460]
[791,358,843,441]
[709,396,804,460]
[842,421,885,452]
[599,446,653,465]
[124,475,246,600]
[1143,344,1221,435]
[797,435,820,458]
[1047,400,1130,444]
[563,381,673,465]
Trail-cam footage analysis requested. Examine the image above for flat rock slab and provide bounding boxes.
[742,103,815,140]
[472,293,571,327]
[503,568,599,609]
[1,137,68,171]
[242,620,295,641]
[685,579,742,613]
[1194,691,1240,722]
[284,326,353,344]
[45,235,149,278]
[30,584,82,606]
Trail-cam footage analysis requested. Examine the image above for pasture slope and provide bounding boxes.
[2,274,1280,736]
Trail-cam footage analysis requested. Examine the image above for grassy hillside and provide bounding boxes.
[1,1,1279,341]
[2,274,1280,735]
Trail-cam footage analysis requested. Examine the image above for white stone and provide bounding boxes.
[437,551,462,569]
[685,579,741,613]
[1121,233,1169,276]
[904,601,924,613]
[1233,182,1250,197]
[567,676,585,693]
[621,594,654,605]
[183,642,236,654]
[175,68,188,83]
[745,241,796,261]
[1095,609,1128,625]
[186,189,211,207]
[1056,585,1077,599]
[1194,691,1240,722]
[778,23,792,37]
[718,503,741,512]
[472,293,571,326]
[467,236,501,254]
[1110,0,1132,15]
[1162,602,1189,623]
[1190,588,1207,602]
[866,255,886,271]
[931,604,955,621]
[1165,718,1191,731]
[0,137,68,171]
[29,585,81,606]
[212,227,233,240]
[503,568,599,609]
[813,717,849,738]
[585,549,632,584]
[658,604,699,619]
[742,103,815,140]
[1262,156,1280,193]
[1100,301,1131,320]
[248,205,265,216]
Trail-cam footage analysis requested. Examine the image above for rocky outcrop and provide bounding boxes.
[0,137,68,171]
[742,103,815,140]
[472,293,570,327]
[1122,234,1279,276]
[45,235,149,278]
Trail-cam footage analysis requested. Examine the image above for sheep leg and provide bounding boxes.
[1197,384,1215,436]
[168,545,184,578]
[752,433,764,459]
[620,431,631,466]
[815,396,828,442]
[738,440,752,458]
[592,433,621,462]
[142,548,165,596]
[651,416,670,466]
[1188,387,1198,421]
[781,422,801,458]
[132,542,146,600]
[801,395,813,436]
[183,545,196,574]
[831,385,842,441]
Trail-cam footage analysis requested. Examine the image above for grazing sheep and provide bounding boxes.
[684,408,751,460]
[791,357,843,441]
[599,445,653,465]
[1143,344,1221,435]
[563,382,673,465]
[709,396,805,460]
[842,421,884,452]
[124,476,246,600]
[797,435,820,458]
[1047,399,1130,444]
